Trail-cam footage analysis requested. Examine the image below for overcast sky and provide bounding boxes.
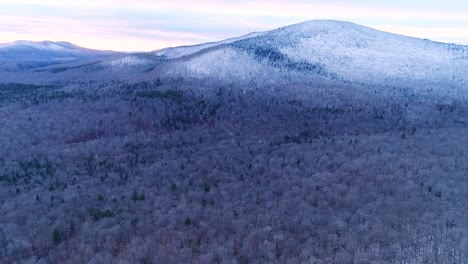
[0,0,466,51]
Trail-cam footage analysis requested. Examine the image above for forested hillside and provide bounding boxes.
[1,19,467,264]
[0,78,466,263]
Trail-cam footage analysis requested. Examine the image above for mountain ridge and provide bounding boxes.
[0,40,120,73]
[0,40,115,52]
[0,40,118,64]
[1,20,467,94]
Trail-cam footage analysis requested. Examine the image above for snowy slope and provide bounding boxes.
[161,45,273,82]
[263,20,468,87]
[102,53,159,68]
[156,20,468,93]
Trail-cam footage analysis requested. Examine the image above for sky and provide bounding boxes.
[0,0,467,51]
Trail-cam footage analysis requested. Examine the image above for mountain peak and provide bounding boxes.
[268,19,383,39]
[287,19,361,28]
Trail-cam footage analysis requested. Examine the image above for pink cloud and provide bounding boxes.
[0,1,467,50]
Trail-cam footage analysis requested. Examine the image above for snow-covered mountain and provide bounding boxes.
[0,40,116,61]
[154,20,468,93]
[1,20,467,93]
[2,21,467,264]
[0,40,118,72]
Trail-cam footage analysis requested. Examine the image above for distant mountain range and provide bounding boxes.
[0,40,117,72]
[0,40,116,61]
[1,20,467,94]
